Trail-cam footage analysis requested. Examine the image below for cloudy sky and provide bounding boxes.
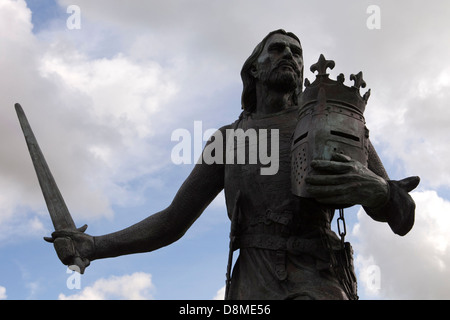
[1,0,449,300]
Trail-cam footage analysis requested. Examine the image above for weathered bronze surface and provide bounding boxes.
[292,54,371,204]
[15,103,90,273]
[17,29,419,300]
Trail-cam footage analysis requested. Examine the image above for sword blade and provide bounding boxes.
[15,103,75,231]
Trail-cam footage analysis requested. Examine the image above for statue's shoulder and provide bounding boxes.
[218,112,247,133]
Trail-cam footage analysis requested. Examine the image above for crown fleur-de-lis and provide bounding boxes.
[310,54,335,75]
[350,71,366,89]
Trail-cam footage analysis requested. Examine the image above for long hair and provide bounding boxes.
[240,29,303,113]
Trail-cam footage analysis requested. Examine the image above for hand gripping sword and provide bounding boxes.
[15,103,89,274]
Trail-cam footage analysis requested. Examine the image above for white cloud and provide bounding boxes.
[213,285,225,300]
[51,0,450,190]
[0,213,47,245]
[354,190,450,299]
[0,0,183,230]
[367,64,450,188]
[39,49,178,139]
[2,0,446,225]
[0,286,6,300]
[58,272,155,300]
[2,0,450,300]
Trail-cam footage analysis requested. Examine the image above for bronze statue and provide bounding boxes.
[17,29,419,300]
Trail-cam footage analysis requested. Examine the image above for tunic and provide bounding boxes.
[224,107,347,299]
[222,106,417,300]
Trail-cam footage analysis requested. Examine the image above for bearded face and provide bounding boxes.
[252,34,303,95]
[260,60,300,93]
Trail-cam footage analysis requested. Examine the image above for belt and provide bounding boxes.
[237,234,325,255]
[235,234,330,280]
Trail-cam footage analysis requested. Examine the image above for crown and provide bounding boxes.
[299,54,371,115]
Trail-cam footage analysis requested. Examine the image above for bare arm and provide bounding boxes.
[363,140,419,235]
[93,158,224,259]
[50,126,228,266]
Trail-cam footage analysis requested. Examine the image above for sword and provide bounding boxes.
[15,103,89,274]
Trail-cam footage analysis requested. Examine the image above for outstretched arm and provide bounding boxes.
[363,140,419,236]
[93,155,224,259]
[50,126,228,266]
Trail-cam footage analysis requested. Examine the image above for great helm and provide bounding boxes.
[291,54,371,206]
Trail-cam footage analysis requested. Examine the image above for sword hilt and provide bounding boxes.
[44,238,91,274]
[45,224,91,274]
